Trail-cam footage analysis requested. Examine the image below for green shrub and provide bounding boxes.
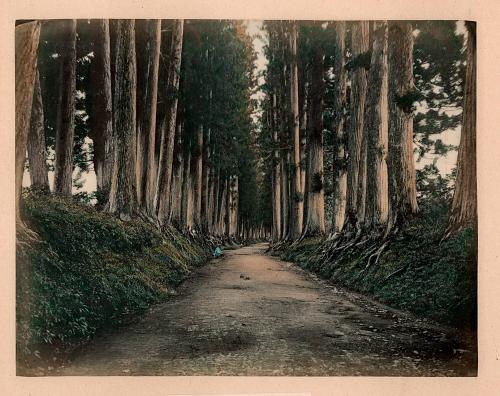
[274,200,477,329]
[17,192,210,354]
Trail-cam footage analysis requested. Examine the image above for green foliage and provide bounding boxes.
[394,89,422,113]
[311,172,323,193]
[178,20,261,229]
[345,50,372,71]
[293,192,304,203]
[38,20,94,172]
[416,161,455,202]
[17,192,210,351]
[413,21,466,162]
[275,200,476,329]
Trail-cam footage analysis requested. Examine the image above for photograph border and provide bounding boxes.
[2,0,499,394]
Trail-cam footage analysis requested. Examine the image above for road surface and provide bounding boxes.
[53,243,475,376]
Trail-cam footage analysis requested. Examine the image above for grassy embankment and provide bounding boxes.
[17,192,211,366]
[273,201,477,329]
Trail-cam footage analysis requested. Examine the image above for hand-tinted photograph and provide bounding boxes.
[15,19,477,376]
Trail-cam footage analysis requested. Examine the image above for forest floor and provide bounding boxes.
[29,243,475,376]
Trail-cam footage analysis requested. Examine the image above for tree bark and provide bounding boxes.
[16,21,41,223]
[201,126,211,232]
[271,93,282,242]
[181,147,192,228]
[169,122,183,225]
[207,165,216,233]
[345,21,370,230]
[135,19,161,215]
[192,125,204,228]
[155,19,184,223]
[89,19,114,205]
[107,20,137,220]
[331,21,348,233]
[289,22,303,239]
[230,176,239,236]
[27,69,49,190]
[445,21,477,237]
[299,78,308,226]
[213,168,221,235]
[365,21,390,232]
[280,152,290,239]
[387,21,418,229]
[54,19,77,196]
[224,177,231,237]
[305,41,326,236]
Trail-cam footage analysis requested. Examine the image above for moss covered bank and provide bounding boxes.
[272,202,477,330]
[17,192,211,366]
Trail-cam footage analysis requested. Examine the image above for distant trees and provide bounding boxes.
[18,19,260,239]
[16,19,475,243]
[155,19,183,223]
[260,19,474,243]
[289,23,303,240]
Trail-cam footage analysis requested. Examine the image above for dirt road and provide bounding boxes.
[55,243,476,376]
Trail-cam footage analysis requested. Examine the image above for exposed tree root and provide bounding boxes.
[363,240,389,272]
[384,263,410,281]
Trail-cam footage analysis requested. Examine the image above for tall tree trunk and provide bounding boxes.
[90,19,114,206]
[213,168,221,235]
[305,41,326,236]
[230,176,239,236]
[445,21,477,237]
[170,124,184,226]
[224,177,231,237]
[192,125,204,228]
[155,19,184,223]
[345,21,370,230]
[109,20,118,124]
[387,21,418,230]
[289,22,303,239]
[331,21,348,233]
[299,77,308,226]
[271,93,282,242]
[201,127,210,232]
[187,178,195,230]
[107,20,137,220]
[27,70,49,190]
[54,19,77,196]
[181,148,192,228]
[279,48,290,240]
[365,21,390,232]
[15,21,41,356]
[280,152,289,239]
[207,165,216,233]
[16,21,41,223]
[135,19,161,215]
[219,177,228,236]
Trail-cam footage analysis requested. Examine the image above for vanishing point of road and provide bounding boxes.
[54,243,475,376]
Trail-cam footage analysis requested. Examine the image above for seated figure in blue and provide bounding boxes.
[213,246,224,258]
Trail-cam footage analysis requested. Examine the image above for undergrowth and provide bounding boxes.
[16,191,211,363]
[274,200,477,329]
